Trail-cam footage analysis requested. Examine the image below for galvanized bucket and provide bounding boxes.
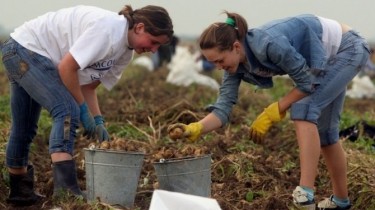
[153,154,212,197]
[84,148,144,208]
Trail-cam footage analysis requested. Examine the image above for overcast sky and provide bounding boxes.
[1,0,375,42]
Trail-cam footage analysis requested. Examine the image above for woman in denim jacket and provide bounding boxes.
[168,12,370,210]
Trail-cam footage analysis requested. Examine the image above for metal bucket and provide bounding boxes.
[84,148,144,208]
[153,154,212,197]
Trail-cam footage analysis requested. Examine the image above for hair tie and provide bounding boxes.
[225,17,236,27]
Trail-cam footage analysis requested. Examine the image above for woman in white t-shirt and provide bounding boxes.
[1,4,173,206]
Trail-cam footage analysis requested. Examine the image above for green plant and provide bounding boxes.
[340,110,362,130]
[36,109,53,144]
[0,95,10,123]
[112,123,148,140]
[280,159,296,173]
[228,142,247,153]
[348,137,375,153]
[1,166,9,186]
[245,191,254,202]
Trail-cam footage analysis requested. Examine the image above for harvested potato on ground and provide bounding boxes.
[99,141,110,149]
[163,148,174,159]
[169,127,184,140]
[180,145,195,155]
[153,152,164,160]
[111,139,127,151]
[88,142,97,150]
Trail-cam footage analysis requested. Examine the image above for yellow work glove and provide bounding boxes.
[249,102,286,142]
[167,122,203,142]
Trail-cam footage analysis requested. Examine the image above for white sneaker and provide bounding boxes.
[318,195,351,210]
[292,186,316,210]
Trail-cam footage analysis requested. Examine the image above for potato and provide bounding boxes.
[112,139,127,151]
[88,142,97,150]
[99,141,110,149]
[169,127,183,140]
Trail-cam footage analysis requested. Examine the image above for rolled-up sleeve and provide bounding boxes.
[211,72,242,125]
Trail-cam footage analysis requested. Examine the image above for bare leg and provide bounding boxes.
[321,142,348,198]
[51,152,73,163]
[8,167,27,175]
[9,152,72,175]
[294,120,321,189]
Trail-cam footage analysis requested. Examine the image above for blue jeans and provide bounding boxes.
[290,31,370,146]
[1,38,79,168]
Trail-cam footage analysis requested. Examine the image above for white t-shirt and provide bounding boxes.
[317,16,342,59]
[11,5,133,90]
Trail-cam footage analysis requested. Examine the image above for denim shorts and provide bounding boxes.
[290,31,370,146]
[1,38,80,168]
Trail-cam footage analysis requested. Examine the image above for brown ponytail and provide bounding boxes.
[119,5,174,41]
[199,11,248,51]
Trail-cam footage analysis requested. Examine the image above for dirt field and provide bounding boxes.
[0,64,374,210]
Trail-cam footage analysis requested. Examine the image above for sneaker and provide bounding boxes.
[292,186,316,210]
[318,195,351,210]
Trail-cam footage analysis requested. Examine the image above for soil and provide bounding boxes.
[0,65,374,210]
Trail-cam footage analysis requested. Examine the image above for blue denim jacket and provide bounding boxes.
[211,14,330,125]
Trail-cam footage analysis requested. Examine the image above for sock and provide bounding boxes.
[332,195,350,208]
[301,186,314,201]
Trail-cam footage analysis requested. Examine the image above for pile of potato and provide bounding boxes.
[87,138,137,151]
